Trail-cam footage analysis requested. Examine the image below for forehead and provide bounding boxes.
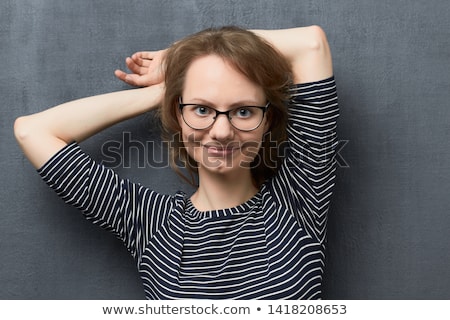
[182,55,265,105]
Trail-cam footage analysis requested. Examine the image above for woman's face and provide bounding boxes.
[179,54,269,177]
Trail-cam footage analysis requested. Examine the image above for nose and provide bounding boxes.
[208,114,235,141]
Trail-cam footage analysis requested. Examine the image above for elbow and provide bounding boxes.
[14,115,42,147]
[14,116,31,145]
[305,25,329,53]
[290,25,333,82]
[14,115,67,169]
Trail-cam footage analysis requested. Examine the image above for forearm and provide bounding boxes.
[14,83,164,168]
[251,26,333,83]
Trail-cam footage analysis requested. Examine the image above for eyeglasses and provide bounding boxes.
[178,97,270,132]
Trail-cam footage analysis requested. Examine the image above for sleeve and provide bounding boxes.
[268,76,339,243]
[37,142,174,261]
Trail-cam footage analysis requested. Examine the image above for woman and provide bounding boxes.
[14,25,338,299]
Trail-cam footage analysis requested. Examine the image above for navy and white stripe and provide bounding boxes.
[38,77,339,299]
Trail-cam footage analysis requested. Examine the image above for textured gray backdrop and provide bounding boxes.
[1,0,449,299]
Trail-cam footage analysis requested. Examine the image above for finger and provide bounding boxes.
[136,51,156,60]
[131,53,152,68]
[114,69,139,86]
[115,70,154,87]
[126,57,148,74]
[114,69,132,83]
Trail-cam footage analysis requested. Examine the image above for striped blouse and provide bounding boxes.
[38,77,339,299]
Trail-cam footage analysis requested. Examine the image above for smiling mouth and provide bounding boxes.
[204,145,239,156]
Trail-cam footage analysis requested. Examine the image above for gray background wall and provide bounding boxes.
[1,0,449,299]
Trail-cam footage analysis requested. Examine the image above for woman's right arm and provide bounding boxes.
[14,83,164,169]
[15,48,166,169]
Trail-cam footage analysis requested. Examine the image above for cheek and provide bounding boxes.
[179,125,203,161]
[239,131,266,161]
[180,124,200,145]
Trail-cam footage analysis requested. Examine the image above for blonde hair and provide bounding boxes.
[160,26,292,187]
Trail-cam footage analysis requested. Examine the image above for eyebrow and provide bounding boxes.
[184,98,264,108]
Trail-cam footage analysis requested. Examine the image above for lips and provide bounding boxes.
[203,144,240,156]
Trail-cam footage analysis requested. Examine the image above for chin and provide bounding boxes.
[199,154,255,176]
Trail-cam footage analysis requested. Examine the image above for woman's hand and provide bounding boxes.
[115,50,166,87]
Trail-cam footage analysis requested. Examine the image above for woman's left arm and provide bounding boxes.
[116,26,332,86]
[251,26,333,83]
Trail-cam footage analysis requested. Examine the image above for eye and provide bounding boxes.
[234,107,253,118]
[193,105,212,116]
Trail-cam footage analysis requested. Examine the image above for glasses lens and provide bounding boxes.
[230,107,264,131]
[182,105,215,129]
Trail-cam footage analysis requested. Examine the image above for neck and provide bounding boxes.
[191,168,258,211]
